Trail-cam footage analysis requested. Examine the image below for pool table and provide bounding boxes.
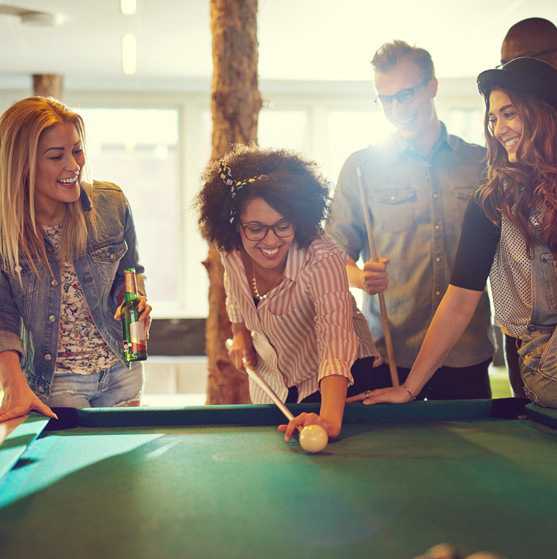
[1,399,556,559]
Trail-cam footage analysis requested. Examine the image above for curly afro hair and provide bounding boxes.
[196,145,330,252]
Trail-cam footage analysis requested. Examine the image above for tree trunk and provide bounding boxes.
[205,0,262,404]
[32,74,63,99]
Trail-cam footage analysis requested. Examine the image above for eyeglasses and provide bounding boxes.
[240,219,294,241]
[374,79,430,106]
[498,48,557,68]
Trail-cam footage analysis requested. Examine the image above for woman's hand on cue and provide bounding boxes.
[278,412,337,442]
[346,386,414,405]
[362,257,390,295]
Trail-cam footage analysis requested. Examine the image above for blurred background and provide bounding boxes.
[1,0,555,403]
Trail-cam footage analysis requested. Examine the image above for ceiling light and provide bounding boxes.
[122,33,137,75]
[120,0,136,15]
[20,11,63,26]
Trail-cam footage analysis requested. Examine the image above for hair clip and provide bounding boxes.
[218,160,264,223]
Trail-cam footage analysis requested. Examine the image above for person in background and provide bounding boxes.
[500,17,557,67]
[197,146,384,441]
[327,41,493,401]
[0,96,151,421]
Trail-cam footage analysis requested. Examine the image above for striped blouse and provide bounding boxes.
[222,235,381,404]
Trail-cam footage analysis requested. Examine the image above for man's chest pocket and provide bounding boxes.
[372,188,417,232]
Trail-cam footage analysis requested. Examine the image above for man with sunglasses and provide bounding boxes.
[497,17,557,399]
[327,40,494,401]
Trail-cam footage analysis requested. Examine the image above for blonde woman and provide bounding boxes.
[0,97,151,421]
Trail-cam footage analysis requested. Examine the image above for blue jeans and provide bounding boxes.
[43,363,143,408]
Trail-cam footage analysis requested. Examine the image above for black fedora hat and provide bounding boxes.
[477,57,557,110]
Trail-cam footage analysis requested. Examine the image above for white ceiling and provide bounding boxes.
[0,0,556,90]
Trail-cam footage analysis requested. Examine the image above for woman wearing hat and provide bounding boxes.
[348,57,557,408]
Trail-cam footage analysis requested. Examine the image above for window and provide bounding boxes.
[77,107,181,316]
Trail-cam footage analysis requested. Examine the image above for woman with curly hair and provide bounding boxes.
[352,57,557,408]
[197,146,384,440]
[0,97,151,421]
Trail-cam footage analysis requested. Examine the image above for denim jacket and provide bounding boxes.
[530,243,557,328]
[0,181,144,396]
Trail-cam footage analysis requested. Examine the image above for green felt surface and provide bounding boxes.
[0,415,49,481]
[1,402,556,559]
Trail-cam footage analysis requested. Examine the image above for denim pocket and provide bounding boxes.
[90,240,127,264]
[373,188,417,232]
[88,240,128,291]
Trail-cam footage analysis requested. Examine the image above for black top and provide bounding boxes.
[450,198,501,291]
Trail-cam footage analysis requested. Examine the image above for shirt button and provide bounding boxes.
[51,279,58,287]
[432,193,439,199]
[435,257,441,262]
[435,290,441,296]
[434,224,441,230]
[48,314,56,322]
[44,353,52,361]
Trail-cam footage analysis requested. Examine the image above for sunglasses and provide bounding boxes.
[374,79,430,106]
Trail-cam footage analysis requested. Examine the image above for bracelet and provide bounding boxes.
[402,385,416,401]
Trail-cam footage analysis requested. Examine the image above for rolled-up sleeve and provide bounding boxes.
[306,250,358,386]
[0,271,24,355]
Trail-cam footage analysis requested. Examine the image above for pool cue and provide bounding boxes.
[355,167,400,387]
[225,339,295,422]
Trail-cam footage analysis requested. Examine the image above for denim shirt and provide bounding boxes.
[327,125,494,368]
[0,181,144,395]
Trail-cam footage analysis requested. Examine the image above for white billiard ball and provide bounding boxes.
[299,424,329,453]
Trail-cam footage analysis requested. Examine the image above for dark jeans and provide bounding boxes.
[505,335,526,398]
[287,356,492,404]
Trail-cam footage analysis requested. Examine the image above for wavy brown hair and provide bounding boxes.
[196,146,329,252]
[478,89,557,252]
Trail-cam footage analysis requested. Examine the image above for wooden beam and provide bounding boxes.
[32,74,63,99]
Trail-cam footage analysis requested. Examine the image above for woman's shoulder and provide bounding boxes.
[87,180,128,213]
[89,180,125,200]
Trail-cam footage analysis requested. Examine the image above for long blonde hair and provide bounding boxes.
[0,96,91,277]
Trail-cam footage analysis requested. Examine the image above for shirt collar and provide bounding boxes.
[283,242,306,282]
[391,121,453,161]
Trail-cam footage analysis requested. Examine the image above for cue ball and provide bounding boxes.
[299,424,328,453]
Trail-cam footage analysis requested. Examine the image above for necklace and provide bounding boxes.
[250,275,269,302]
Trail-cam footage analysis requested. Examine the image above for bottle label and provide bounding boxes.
[129,320,147,353]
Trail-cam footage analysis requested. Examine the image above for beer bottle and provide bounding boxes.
[121,267,148,362]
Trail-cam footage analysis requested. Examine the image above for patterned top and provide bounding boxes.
[44,224,120,375]
[489,215,533,338]
[222,236,381,404]
[451,200,539,338]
